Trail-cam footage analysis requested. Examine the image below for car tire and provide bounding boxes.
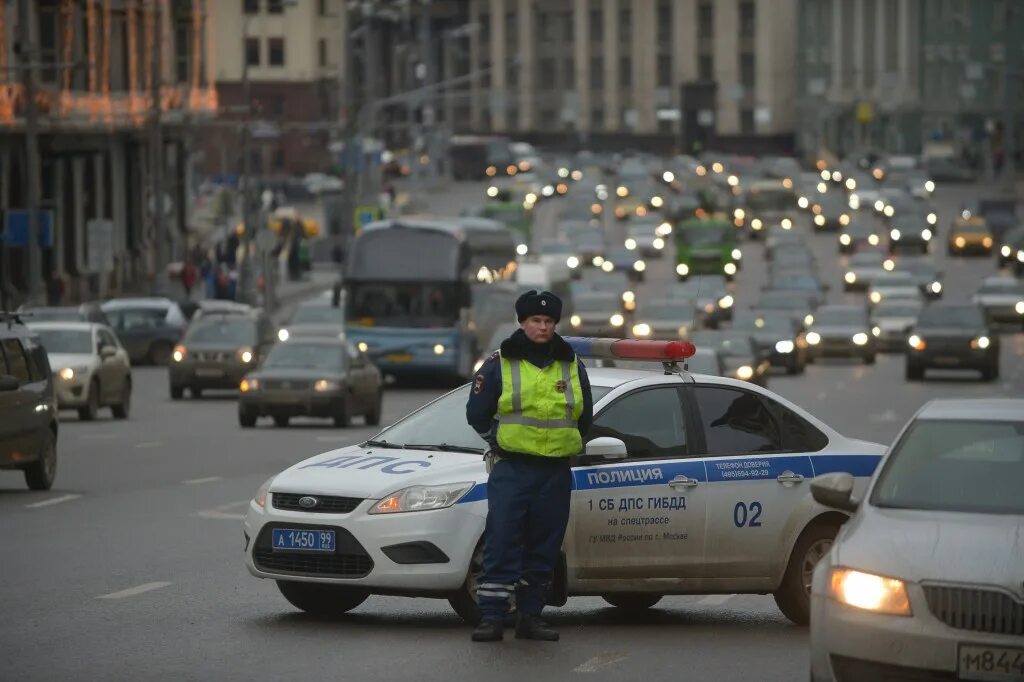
[449,543,485,625]
[273,415,289,428]
[863,353,876,365]
[333,402,350,428]
[364,393,382,426]
[981,365,999,382]
[190,387,203,399]
[787,359,800,375]
[148,342,173,366]
[238,408,257,428]
[23,428,57,491]
[275,580,369,617]
[170,385,184,400]
[773,523,838,626]
[602,594,663,611]
[78,380,100,421]
[111,380,131,419]
[905,364,924,381]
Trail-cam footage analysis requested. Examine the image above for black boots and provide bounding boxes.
[471,620,504,642]
[514,614,559,641]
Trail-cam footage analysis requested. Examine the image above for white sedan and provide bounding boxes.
[245,339,885,624]
[810,399,1024,682]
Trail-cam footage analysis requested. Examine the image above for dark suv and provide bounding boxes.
[0,313,58,490]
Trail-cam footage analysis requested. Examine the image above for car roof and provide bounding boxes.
[102,297,176,309]
[25,321,98,331]
[917,399,1024,422]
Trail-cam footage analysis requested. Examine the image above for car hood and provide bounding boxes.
[811,324,865,336]
[912,326,982,339]
[251,367,346,381]
[874,316,916,330]
[47,352,96,370]
[837,507,1024,588]
[269,443,485,499]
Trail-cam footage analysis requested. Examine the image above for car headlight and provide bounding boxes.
[930,281,942,294]
[433,344,446,355]
[921,229,932,241]
[718,295,734,309]
[358,341,369,352]
[622,291,636,304]
[651,195,664,208]
[633,260,647,272]
[723,262,738,275]
[781,218,793,229]
[839,234,851,245]
[239,347,254,364]
[798,197,809,209]
[806,331,821,345]
[601,261,614,272]
[254,475,275,508]
[734,208,745,220]
[736,365,754,380]
[632,323,651,337]
[566,256,580,269]
[663,171,675,183]
[830,568,912,616]
[804,314,815,326]
[927,212,937,224]
[172,345,187,362]
[883,258,896,271]
[869,291,882,304]
[844,272,856,284]
[610,314,624,327]
[654,238,666,250]
[370,482,475,514]
[814,214,826,226]
[874,199,885,211]
[277,328,290,342]
[775,340,795,354]
[839,214,850,226]
[1018,249,1024,262]
[313,379,341,392]
[1002,245,1013,257]
[872,326,881,337]
[516,243,529,256]
[676,263,689,276]
[868,234,880,245]
[852,332,869,345]
[593,256,605,266]
[908,334,925,350]
[982,237,993,248]
[884,205,895,217]
[731,248,742,260]
[971,336,990,350]
[890,229,901,241]
[1016,301,1024,315]
[239,378,259,392]
[624,238,637,250]
[616,185,629,197]
[570,315,582,327]
[751,218,763,230]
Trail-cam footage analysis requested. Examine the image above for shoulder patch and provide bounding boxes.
[473,373,485,394]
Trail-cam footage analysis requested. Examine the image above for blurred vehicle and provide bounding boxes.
[971,276,1024,328]
[922,156,976,182]
[625,222,668,258]
[757,290,819,331]
[170,310,276,400]
[810,191,851,231]
[805,305,877,364]
[471,322,519,374]
[601,246,647,283]
[302,172,343,195]
[566,293,627,338]
[689,330,769,386]
[731,311,809,375]
[668,275,733,327]
[450,135,514,180]
[629,298,697,340]
[683,346,724,376]
[769,272,828,307]
[570,272,633,313]
[966,197,1018,240]
[674,217,739,281]
[101,297,186,365]
[893,256,944,299]
[536,240,581,280]
[0,314,58,490]
[744,179,797,238]
[996,225,1024,273]
[510,141,541,173]
[904,170,936,200]
[887,213,933,254]
[515,261,572,304]
[464,201,533,252]
[29,321,132,420]
[277,300,346,342]
[867,271,922,307]
[869,300,922,352]
[189,300,253,322]
[906,303,998,381]
[571,231,608,266]
[843,251,890,292]
[17,303,109,325]
[770,247,818,275]
[765,224,804,257]
[947,215,994,256]
[238,338,383,428]
[837,219,880,255]
[809,399,1024,682]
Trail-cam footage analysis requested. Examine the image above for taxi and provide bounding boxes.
[244,339,885,625]
[947,214,994,256]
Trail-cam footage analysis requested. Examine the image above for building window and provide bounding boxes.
[243,0,258,14]
[698,54,714,81]
[319,0,327,16]
[591,57,603,88]
[658,1,672,45]
[268,0,284,13]
[175,22,191,83]
[740,53,755,91]
[540,57,556,89]
[620,57,632,87]
[539,13,556,42]
[739,0,756,39]
[268,38,285,66]
[657,54,672,88]
[590,9,603,41]
[37,3,60,84]
[698,0,713,37]
[479,14,490,43]
[273,147,285,170]
[318,39,327,67]
[740,108,755,134]
[506,13,517,50]
[244,37,260,67]
[619,7,631,45]
[592,107,604,129]
[565,57,575,88]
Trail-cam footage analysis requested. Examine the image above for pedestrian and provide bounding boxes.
[181,260,198,299]
[465,290,594,643]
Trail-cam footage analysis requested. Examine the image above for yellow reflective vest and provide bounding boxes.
[496,354,585,458]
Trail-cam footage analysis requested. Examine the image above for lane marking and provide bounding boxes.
[97,582,172,600]
[696,594,735,606]
[573,653,628,673]
[135,441,164,449]
[183,476,221,485]
[196,500,250,520]
[25,494,82,509]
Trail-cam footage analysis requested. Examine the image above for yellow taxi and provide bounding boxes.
[947,215,993,256]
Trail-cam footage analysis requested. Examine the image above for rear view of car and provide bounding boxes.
[101,298,186,365]
[170,312,275,399]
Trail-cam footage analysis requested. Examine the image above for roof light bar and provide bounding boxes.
[565,337,696,361]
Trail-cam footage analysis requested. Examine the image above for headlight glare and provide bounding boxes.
[610,314,625,327]
[570,315,582,327]
[370,482,475,514]
[736,365,754,380]
[806,331,821,345]
[775,340,795,354]
[314,379,340,392]
[852,332,869,345]
[632,323,651,337]
[830,568,912,616]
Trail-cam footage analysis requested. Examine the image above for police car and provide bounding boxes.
[244,338,884,625]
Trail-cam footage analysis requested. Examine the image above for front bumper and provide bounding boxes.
[907,347,996,371]
[949,240,993,255]
[170,362,250,389]
[239,391,346,418]
[52,375,92,408]
[809,338,875,359]
[244,494,484,592]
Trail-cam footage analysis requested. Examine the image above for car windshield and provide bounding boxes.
[573,297,617,312]
[918,305,984,327]
[978,280,1024,295]
[813,308,866,325]
[758,293,807,309]
[643,303,692,320]
[747,190,792,211]
[682,227,728,245]
[874,302,921,318]
[291,305,345,325]
[34,329,92,354]
[263,342,344,370]
[685,352,720,375]
[851,253,883,266]
[873,272,915,286]
[871,419,1024,515]
[185,319,256,345]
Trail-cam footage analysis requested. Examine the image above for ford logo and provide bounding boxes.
[297,496,318,509]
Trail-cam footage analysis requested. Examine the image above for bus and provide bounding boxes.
[675,216,739,282]
[450,135,515,180]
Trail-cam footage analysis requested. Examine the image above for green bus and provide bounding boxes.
[674,217,741,282]
[466,201,533,252]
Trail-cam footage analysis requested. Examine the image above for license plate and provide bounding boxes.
[386,353,413,363]
[958,644,1024,681]
[195,368,224,378]
[934,356,960,366]
[271,528,335,552]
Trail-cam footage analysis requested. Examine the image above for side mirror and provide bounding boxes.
[585,437,628,460]
[0,374,19,391]
[100,345,118,359]
[810,472,859,513]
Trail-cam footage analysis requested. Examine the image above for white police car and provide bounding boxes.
[244,338,885,624]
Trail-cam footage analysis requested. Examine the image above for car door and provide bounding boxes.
[567,385,709,580]
[0,338,39,463]
[692,384,816,578]
[0,345,19,465]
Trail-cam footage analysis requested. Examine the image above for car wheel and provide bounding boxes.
[273,415,289,428]
[148,342,173,366]
[333,401,350,428]
[449,543,484,625]
[364,393,382,426]
[238,408,257,428]
[773,523,837,625]
[786,359,800,375]
[111,380,131,419]
[23,428,57,491]
[981,365,999,382]
[190,387,203,399]
[170,385,184,400]
[602,594,663,611]
[275,580,369,617]
[78,380,100,421]
[905,364,924,381]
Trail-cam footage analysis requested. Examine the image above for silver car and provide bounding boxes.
[971,276,1024,328]
[867,270,923,307]
[28,321,132,420]
[809,399,1024,682]
[869,300,923,352]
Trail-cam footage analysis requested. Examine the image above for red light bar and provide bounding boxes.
[565,337,696,361]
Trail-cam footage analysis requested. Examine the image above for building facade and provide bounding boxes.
[0,0,216,303]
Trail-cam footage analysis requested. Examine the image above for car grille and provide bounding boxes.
[830,655,956,682]
[253,524,373,578]
[194,351,232,362]
[922,584,1024,637]
[272,493,362,514]
[920,337,974,352]
[262,379,311,391]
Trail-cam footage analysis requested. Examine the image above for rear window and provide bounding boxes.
[1,338,31,383]
[918,305,984,327]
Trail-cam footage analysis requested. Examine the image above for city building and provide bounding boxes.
[0,0,216,304]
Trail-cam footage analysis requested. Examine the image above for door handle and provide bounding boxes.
[777,471,804,484]
[668,475,698,488]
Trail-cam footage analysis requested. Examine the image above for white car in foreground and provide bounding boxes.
[245,339,884,624]
[810,399,1024,682]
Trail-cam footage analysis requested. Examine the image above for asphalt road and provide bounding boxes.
[1,172,1021,682]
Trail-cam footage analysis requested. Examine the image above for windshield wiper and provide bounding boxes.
[402,443,484,454]
[363,439,404,449]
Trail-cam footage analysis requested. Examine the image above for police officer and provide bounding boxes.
[466,290,593,642]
